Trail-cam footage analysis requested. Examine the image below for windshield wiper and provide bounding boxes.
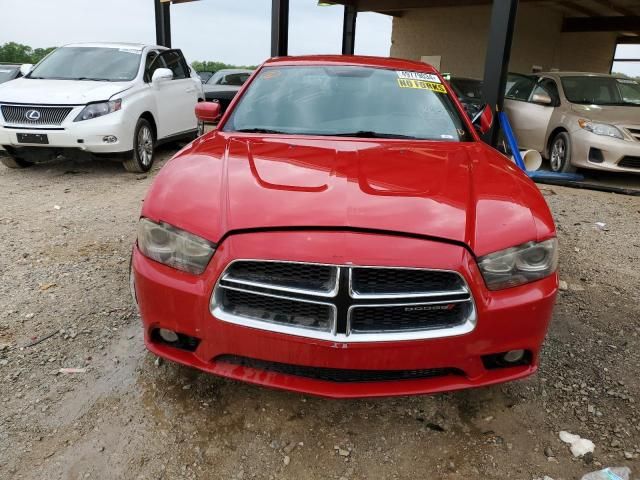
[235,128,288,134]
[327,131,420,139]
[75,77,120,81]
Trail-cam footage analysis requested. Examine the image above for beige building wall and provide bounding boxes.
[389,3,616,77]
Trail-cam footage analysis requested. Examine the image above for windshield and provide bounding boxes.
[223,66,470,141]
[28,47,142,81]
[561,76,640,106]
[0,67,18,82]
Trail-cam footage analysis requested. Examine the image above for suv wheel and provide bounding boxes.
[0,148,34,169]
[123,118,155,173]
[549,132,576,173]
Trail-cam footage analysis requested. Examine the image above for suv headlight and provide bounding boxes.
[578,119,623,140]
[74,99,122,122]
[137,218,216,274]
[478,238,558,290]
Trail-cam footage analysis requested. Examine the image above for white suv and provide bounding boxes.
[0,43,204,172]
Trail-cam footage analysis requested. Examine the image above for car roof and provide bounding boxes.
[540,71,622,78]
[62,42,162,51]
[264,55,440,73]
[215,69,254,74]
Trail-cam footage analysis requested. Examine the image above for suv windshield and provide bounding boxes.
[28,46,142,82]
[561,76,640,106]
[223,66,470,141]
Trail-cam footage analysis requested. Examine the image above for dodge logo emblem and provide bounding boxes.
[25,109,41,121]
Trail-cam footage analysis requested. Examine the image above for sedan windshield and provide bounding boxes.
[223,66,470,141]
[28,47,142,82]
[561,76,640,106]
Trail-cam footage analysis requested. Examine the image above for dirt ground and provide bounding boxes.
[0,146,639,480]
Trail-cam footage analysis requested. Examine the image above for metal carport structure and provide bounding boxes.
[154,0,640,144]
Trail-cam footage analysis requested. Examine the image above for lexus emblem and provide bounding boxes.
[25,109,41,121]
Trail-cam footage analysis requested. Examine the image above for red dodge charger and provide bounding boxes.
[131,55,558,398]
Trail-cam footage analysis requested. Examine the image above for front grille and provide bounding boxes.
[219,287,334,332]
[624,126,640,142]
[350,302,472,333]
[212,260,476,342]
[619,156,640,169]
[216,355,463,383]
[224,260,336,294]
[1,104,73,126]
[351,267,465,296]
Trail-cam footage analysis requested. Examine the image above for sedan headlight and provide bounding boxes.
[137,218,216,274]
[578,119,623,140]
[74,99,122,122]
[478,238,558,290]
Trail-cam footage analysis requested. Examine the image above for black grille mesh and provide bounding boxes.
[350,303,469,332]
[619,156,640,169]
[220,288,332,331]
[216,355,463,383]
[351,268,463,295]
[225,261,336,292]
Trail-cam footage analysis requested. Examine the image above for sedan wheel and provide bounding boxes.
[550,138,565,171]
[549,132,576,173]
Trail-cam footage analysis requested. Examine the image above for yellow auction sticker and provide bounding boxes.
[397,78,448,93]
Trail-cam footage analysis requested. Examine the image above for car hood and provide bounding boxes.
[143,134,555,257]
[0,78,133,105]
[570,103,640,125]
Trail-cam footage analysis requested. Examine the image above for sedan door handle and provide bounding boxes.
[186,88,196,93]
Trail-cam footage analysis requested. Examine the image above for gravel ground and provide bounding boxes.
[0,148,639,480]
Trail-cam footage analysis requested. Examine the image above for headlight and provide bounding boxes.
[74,99,122,122]
[478,238,558,290]
[578,119,623,140]
[137,218,216,274]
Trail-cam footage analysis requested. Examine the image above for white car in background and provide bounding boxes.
[0,42,204,172]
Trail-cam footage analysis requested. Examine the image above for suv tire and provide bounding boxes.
[0,149,34,169]
[123,118,155,173]
[549,132,576,173]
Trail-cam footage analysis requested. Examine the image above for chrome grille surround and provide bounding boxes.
[211,260,477,342]
[0,104,74,127]
[623,125,640,143]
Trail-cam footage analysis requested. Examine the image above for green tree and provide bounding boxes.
[0,42,56,64]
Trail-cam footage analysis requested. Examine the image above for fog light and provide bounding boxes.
[158,328,179,343]
[503,349,525,363]
[482,350,532,370]
[103,135,118,144]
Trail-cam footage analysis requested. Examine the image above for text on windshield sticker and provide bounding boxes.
[396,71,441,83]
[397,78,447,93]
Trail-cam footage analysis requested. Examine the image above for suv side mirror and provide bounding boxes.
[195,101,221,124]
[472,104,493,135]
[531,92,553,106]
[152,68,173,84]
[20,64,33,76]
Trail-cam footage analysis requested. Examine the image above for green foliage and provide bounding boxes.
[191,60,257,73]
[0,42,56,64]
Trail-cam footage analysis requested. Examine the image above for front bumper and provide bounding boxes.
[0,108,134,154]
[571,128,640,173]
[132,230,558,398]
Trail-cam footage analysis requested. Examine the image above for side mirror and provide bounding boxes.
[471,104,493,135]
[20,64,33,76]
[195,101,221,124]
[152,68,173,84]
[531,92,552,106]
